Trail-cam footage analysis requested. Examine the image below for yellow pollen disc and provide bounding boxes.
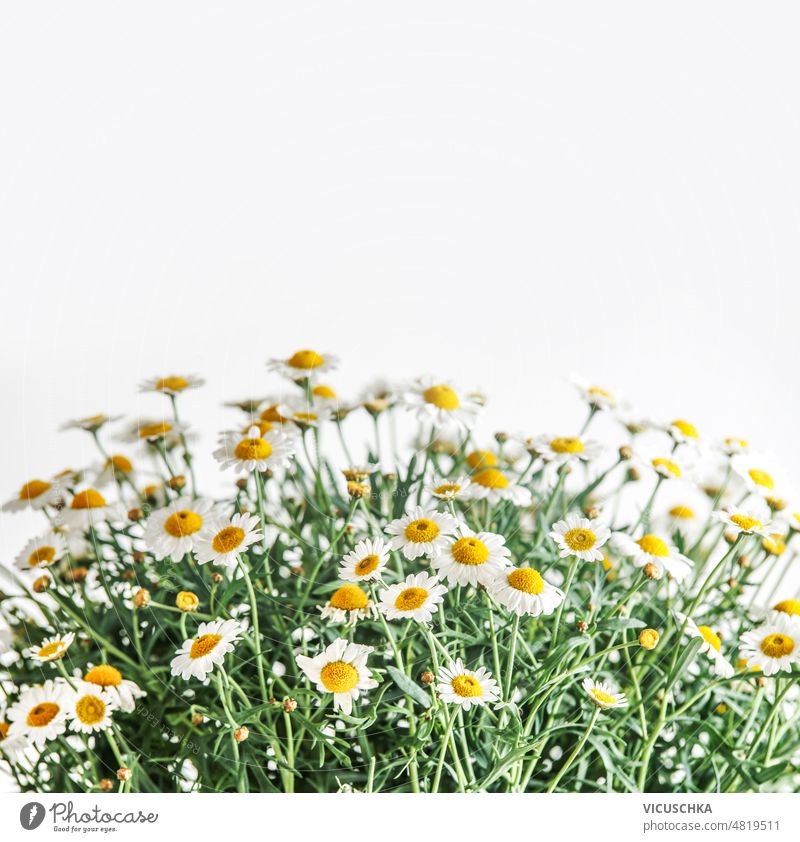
[243,419,273,436]
[155,376,189,392]
[760,633,794,658]
[591,688,617,705]
[451,675,482,698]
[404,518,440,543]
[84,665,122,687]
[422,384,460,410]
[355,554,380,576]
[0,722,8,738]
[312,384,337,400]
[27,546,56,567]
[320,661,359,693]
[773,599,800,617]
[697,626,722,652]
[75,695,106,725]
[466,450,497,470]
[138,422,173,439]
[235,436,272,461]
[763,535,786,556]
[261,405,289,423]
[164,510,203,537]
[26,702,60,728]
[329,585,369,611]
[725,437,748,448]
[36,641,66,659]
[211,526,246,554]
[563,528,596,551]
[672,419,698,438]
[70,489,107,509]
[19,480,51,501]
[434,483,460,496]
[730,514,761,531]
[472,468,509,489]
[450,536,490,566]
[652,458,681,478]
[669,506,695,519]
[292,412,318,423]
[636,534,669,557]
[106,454,133,473]
[190,634,222,659]
[589,386,614,401]
[550,437,584,454]
[288,350,324,370]
[394,587,429,611]
[507,568,544,594]
[748,469,774,489]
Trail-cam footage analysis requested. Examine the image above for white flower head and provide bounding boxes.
[384,505,458,560]
[665,419,701,445]
[3,478,67,513]
[295,638,377,715]
[400,378,482,431]
[194,512,263,569]
[171,619,243,681]
[60,414,122,433]
[530,435,603,466]
[66,682,116,734]
[6,680,71,748]
[29,632,75,664]
[14,530,68,572]
[437,659,499,710]
[84,664,146,713]
[739,614,800,677]
[214,425,295,474]
[426,474,472,501]
[268,349,340,381]
[674,613,734,678]
[139,374,205,396]
[713,503,771,537]
[611,532,693,583]
[318,584,376,627]
[378,572,448,622]
[339,538,390,583]
[570,376,619,411]
[582,677,628,709]
[59,489,126,532]
[550,513,610,562]
[465,468,532,507]
[143,497,218,561]
[432,526,511,587]
[487,565,565,617]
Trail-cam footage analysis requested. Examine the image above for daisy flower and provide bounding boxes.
[268,349,339,381]
[649,455,688,481]
[29,632,75,664]
[713,504,771,537]
[426,474,472,501]
[731,454,782,497]
[378,572,448,622]
[139,374,205,396]
[60,413,121,433]
[384,506,458,560]
[611,532,693,583]
[549,513,610,562]
[360,379,397,414]
[666,419,700,444]
[3,478,66,513]
[171,619,243,681]
[674,613,735,678]
[657,503,704,541]
[400,378,482,430]
[122,418,189,445]
[531,434,603,466]
[94,453,136,487]
[739,614,800,676]
[582,677,628,709]
[466,469,532,506]
[318,584,375,626]
[143,497,217,561]
[339,538,390,582]
[14,530,68,572]
[437,660,499,710]
[432,526,510,587]
[721,437,750,456]
[6,680,71,748]
[465,449,499,471]
[213,425,295,474]
[310,383,339,404]
[487,565,565,617]
[770,599,800,621]
[295,638,378,715]
[193,512,262,569]
[83,665,146,713]
[59,488,126,531]
[571,376,619,411]
[66,682,115,734]
[0,731,30,765]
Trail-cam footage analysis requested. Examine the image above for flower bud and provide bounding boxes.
[99,778,114,792]
[236,478,249,490]
[191,713,205,726]
[176,591,199,612]
[167,474,186,490]
[117,767,132,782]
[494,432,509,444]
[626,467,641,482]
[643,562,663,580]
[132,552,146,564]
[583,505,601,519]
[619,445,634,461]
[128,507,144,522]
[133,588,151,609]
[33,575,51,593]
[211,573,224,584]
[639,628,659,650]
[576,620,589,633]
[234,726,249,743]
[346,481,371,499]
[420,670,435,685]
[283,698,297,713]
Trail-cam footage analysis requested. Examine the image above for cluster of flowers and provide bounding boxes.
[1,352,799,793]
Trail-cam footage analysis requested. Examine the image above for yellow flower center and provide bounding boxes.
[138,422,173,439]
[591,688,617,705]
[697,626,722,652]
[176,591,200,612]
[589,386,614,401]
[329,585,369,611]
[164,510,204,537]
[563,528,596,551]
[190,634,222,659]
[84,665,123,687]
[70,489,107,509]
[451,675,482,698]
[106,454,133,473]
[652,458,681,478]
[75,694,106,725]
[0,722,8,738]
[762,535,786,556]
[507,568,544,594]
[394,587,429,611]
[261,405,290,423]
[211,526,246,554]
[243,419,274,436]
[404,518,440,543]
[312,384,337,400]
[36,641,66,659]
[155,376,189,392]
[320,661,359,693]
[730,514,761,532]
[748,469,774,490]
[466,450,497,470]
[26,702,60,728]
[472,468,509,489]
[434,483,461,496]
[27,546,56,567]
[423,384,460,410]
[760,633,794,658]
[773,599,800,617]
[288,350,325,370]
[725,437,748,448]
[292,412,319,424]
[669,505,695,519]
[550,437,584,454]
[636,534,669,557]
[234,436,272,461]
[19,480,51,501]
[450,537,490,566]
[672,419,698,438]
[355,554,381,576]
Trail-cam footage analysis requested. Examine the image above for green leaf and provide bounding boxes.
[386,665,431,709]
[667,636,704,690]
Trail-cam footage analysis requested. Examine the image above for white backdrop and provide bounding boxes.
[2,1,800,564]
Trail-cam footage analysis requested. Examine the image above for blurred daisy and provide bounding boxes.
[657,503,703,541]
[721,437,750,456]
[770,599,800,621]
[14,530,68,572]
[143,497,217,561]
[122,419,189,445]
[84,664,146,713]
[66,682,115,734]
[465,449,499,471]
[571,376,619,411]
[713,504,771,538]
[360,379,397,414]
[378,572,448,622]
[171,619,243,681]
[61,414,121,433]
[29,633,75,664]
[295,638,377,715]
[531,435,603,466]
[259,401,294,425]
[437,660,499,710]
[384,506,458,560]
[401,378,482,430]
[674,613,734,678]
[611,532,693,583]
[550,514,610,562]
[213,425,295,474]
[582,677,628,709]
[3,478,66,513]
[268,349,339,381]
[194,512,262,569]
[94,454,135,488]
[487,565,564,617]
[0,731,30,765]
[318,584,375,626]
[339,538,389,582]
[6,680,70,748]
[59,489,126,531]
[427,474,472,501]
[311,383,339,404]
[739,614,800,676]
[649,455,687,481]
[432,526,510,587]
[666,419,700,444]
[139,374,205,396]
[467,469,532,506]
[613,401,652,435]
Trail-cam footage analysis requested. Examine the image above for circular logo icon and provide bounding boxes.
[20,802,46,830]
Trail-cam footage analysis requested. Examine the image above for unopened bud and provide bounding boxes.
[756,676,768,688]
[420,670,435,685]
[32,575,51,593]
[128,507,143,522]
[64,566,88,583]
[643,562,663,580]
[176,591,199,612]
[117,767,132,782]
[123,570,135,581]
[714,703,729,715]
[738,555,751,569]
[627,467,641,482]
[583,505,601,519]
[727,578,739,589]
[619,445,634,461]
[639,628,659,650]
[99,778,114,792]
[494,431,509,444]
[133,588,151,608]
[191,713,204,726]
[211,573,224,584]
[236,478,249,490]
[283,698,297,713]
[346,481,371,499]
[576,620,589,633]
[132,552,146,564]
[167,474,186,490]
[234,726,249,743]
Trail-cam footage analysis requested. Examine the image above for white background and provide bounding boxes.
[2,1,800,561]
